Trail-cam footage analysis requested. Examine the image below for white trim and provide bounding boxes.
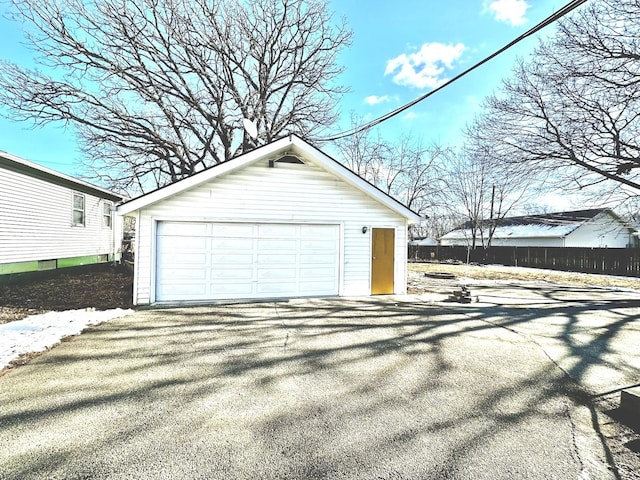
[133,209,141,305]
[117,135,422,223]
[367,227,372,295]
[102,200,113,229]
[71,192,86,227]
[146,215,346,225]
[150,218,158,304]
[338,222,345,296]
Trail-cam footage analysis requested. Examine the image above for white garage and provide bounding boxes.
[156,222,339,301]
[118,135,422,305]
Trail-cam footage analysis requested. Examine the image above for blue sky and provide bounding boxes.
[331,0,574,145]
[0,0,576,178]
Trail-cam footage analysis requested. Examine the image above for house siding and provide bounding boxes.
[441,212,634,248]
[0,165,121,267]
[565,214,633,248]
[486,237,563,247]
[131,160,408,305]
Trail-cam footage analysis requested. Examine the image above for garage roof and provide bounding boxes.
[117,135,423,223]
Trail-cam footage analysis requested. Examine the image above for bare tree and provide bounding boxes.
[467,0,640,202]
[441,147,537,249]
[335,121,447,231]
[382,136,448,219]
[335,113,389,180]
[0,0,351,192]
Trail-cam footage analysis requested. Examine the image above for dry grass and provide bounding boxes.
[0,267,133,324]
[409,262,640,290]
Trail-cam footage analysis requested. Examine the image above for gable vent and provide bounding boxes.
[276,154,304,164]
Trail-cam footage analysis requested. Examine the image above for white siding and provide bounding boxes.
[565,214,633,248]
[488,237,564,247]
[441,212,634,248]
[0,166,119,263]
[132,160,408,305]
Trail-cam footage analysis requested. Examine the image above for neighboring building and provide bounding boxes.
[440,209,638,248]
[0,151,126,277]
[409,237,438,246]
[118,134,422,305]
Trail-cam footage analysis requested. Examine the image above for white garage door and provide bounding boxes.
[156,222,340,302]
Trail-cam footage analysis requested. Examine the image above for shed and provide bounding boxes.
[440,209,637,248]
[0,151,126,278]
[118,135,422,305]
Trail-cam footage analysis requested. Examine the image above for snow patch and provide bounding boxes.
[0,308,133,371]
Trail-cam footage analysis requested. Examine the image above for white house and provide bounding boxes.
[117,135,422,305]
[0,151,126,277]
[409,237,438,246]
[440,209,638,248]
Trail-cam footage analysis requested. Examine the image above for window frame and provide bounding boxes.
[103,201,113,229]
[72,193,85,227]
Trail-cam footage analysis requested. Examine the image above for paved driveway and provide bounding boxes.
[1,286,639,479]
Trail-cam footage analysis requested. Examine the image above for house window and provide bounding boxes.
[72,193,85,226]
[103,202,112,228]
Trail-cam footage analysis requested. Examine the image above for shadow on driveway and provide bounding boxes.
[1,289,638,479]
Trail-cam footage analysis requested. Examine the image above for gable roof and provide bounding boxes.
[441,208,629,240]
[117,134,423,223]
[0,150,125,202]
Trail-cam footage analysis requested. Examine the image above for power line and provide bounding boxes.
[318,0,589,143]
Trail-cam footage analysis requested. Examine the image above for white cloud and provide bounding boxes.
[403,111,419,120]
[484,0,530,26]
[385,42,465,89]
[364,95,390,105]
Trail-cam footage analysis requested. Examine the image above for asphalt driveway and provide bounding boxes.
[1,286,639,479]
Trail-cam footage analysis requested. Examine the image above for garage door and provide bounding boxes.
[156,222,340,302]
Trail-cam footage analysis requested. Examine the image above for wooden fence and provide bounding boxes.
[408,245,640,277]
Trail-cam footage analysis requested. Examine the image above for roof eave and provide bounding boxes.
[288,136,423,223]
[117,136,294,215]
[117,134,423,223]
[1,151,125,202]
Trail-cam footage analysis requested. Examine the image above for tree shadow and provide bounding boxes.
[0,291,638,478]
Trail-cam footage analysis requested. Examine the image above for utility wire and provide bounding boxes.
[318,0,589,142]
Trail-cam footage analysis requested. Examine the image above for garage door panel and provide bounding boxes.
[300,225,338,238]
[211,283,256,296]
[158,222,209,236]
[299,281,337,294]
[257,253,297,265]
[259,224,298,237]
[158,253,208,266]
[158,283,207,297]
[300,254,336,265]
[156,222,339,302]
[300,266,336,277]
[158,236,208,251]
[301,239,336,250]
[257,267,296,280]
[211,238,254,250]
[212,224,255,237]
[211,254,254,265]
[211,268,254,280]
[161,268,207,281]
[256,282,298,294]
[258,239,297,250]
